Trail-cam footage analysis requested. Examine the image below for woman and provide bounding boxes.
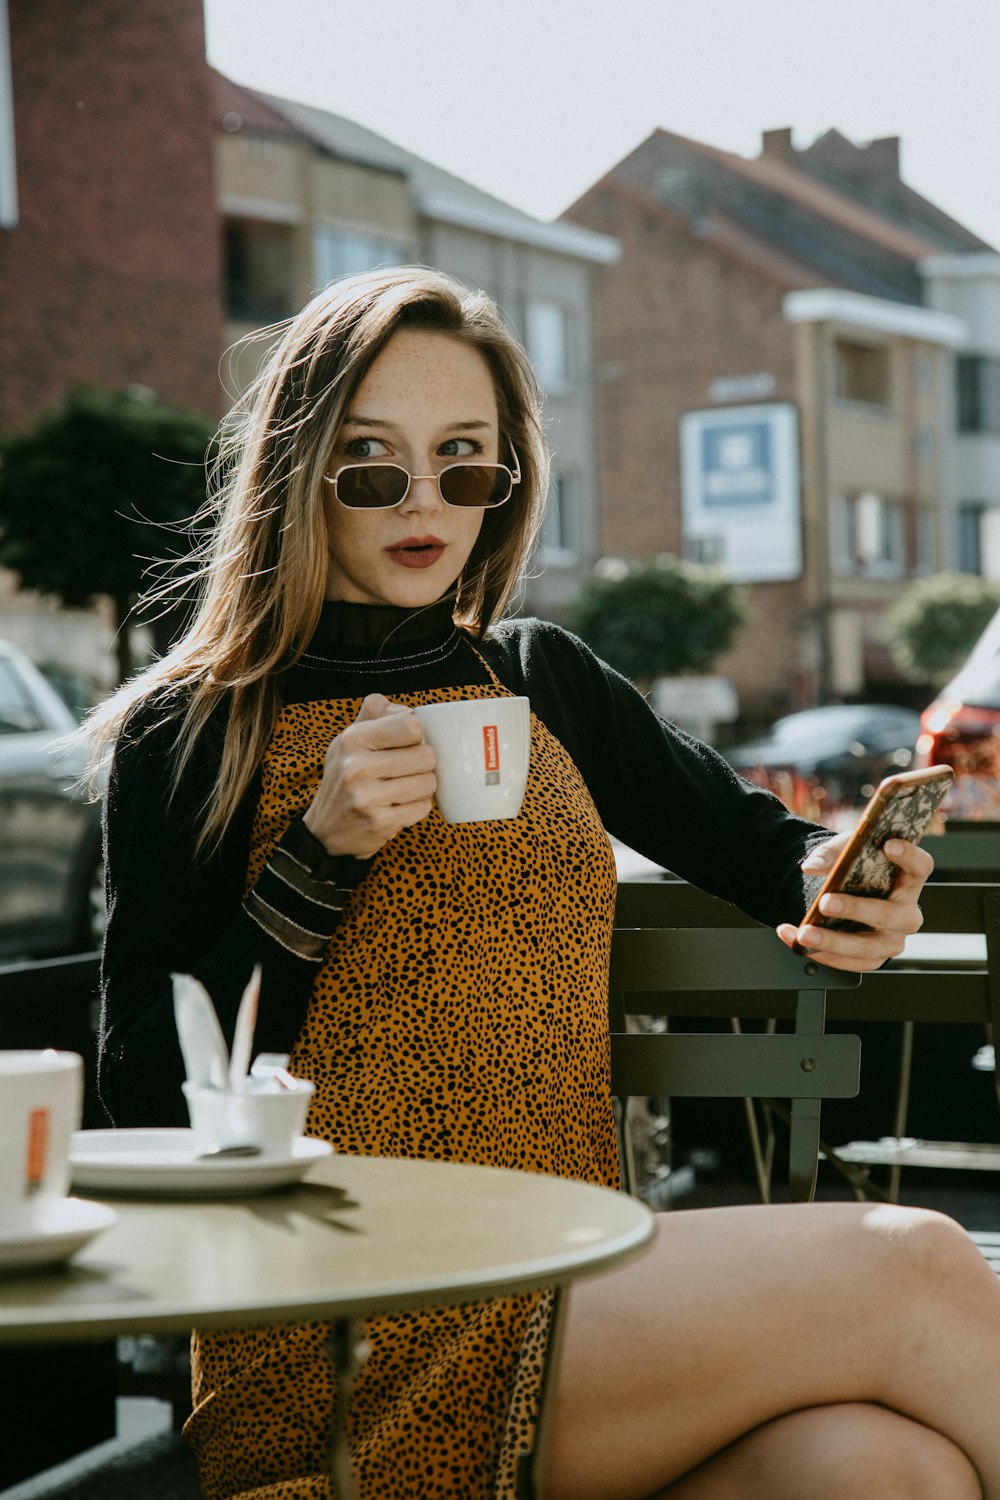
[94,266,1000,1500]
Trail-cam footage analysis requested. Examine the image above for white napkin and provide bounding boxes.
[229,964,262,1090]
[171,973,232,1091]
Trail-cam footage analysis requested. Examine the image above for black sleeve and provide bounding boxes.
[480,619,832,928]
[98,700,366,1128]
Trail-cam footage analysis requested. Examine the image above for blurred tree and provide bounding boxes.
[0,386,216,683]
[569,554,747,688]
[884,572,1000,686]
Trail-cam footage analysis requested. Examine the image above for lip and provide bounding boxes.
[385,535,446,570]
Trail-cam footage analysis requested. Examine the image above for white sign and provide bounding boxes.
[708,373,776,403]
[679,403,802,582]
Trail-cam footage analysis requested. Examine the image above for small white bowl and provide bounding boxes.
[182,1078,314,1159]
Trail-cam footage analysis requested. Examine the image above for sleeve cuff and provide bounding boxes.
[277,817,375,887]
[242,818,373,962]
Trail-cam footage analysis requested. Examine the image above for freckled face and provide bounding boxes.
[322,329,500,607]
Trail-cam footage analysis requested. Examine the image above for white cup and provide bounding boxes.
[182,1078,314,1159]
[0,1051,83,1236]
[414,696,531,824]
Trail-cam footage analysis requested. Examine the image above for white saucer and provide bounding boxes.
[0,1197,117,1275]
[70,1129,333,1197]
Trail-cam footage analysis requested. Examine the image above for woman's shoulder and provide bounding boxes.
[473,616,637,744]
[482,614,628,695]
[484,614,600,667]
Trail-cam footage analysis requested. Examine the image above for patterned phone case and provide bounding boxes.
[802,767,954,935]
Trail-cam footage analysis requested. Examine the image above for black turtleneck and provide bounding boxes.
[99,605,829,1127]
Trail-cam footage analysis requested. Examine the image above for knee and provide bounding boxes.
[852,1416,981,1499]
[792,1404,981,1500]
[859,1204,991,1305]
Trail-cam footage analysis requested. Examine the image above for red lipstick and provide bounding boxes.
[386,535,446,569]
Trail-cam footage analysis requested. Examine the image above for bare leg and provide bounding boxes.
[658,1403,981,1499]
[544,1203,1000,1500]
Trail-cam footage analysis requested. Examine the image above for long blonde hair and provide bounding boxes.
[88,266,549,854]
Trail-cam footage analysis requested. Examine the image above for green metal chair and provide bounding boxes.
[610,885,861,1203]
[828,881,1000,1197]
[924,825,1000,880]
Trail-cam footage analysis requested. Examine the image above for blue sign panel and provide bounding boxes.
[701,421,774,506]
[680,403,801,582]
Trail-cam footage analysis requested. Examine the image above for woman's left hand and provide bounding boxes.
[775,834,934,973]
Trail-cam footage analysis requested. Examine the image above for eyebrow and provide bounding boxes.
[341,416,495,432]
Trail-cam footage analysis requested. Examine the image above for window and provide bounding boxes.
[959,504,983,573]
[833,339,891,407]
[957,356,1000,434]
[0,0,17,229]
[313,228,403,288]
[540,472,578,562]
[832,492,905,578]
[525,301,571,392]
[683,534,725,565]
[959,504,1000,578]
[225,218,295,322]
[982,510,1000,579]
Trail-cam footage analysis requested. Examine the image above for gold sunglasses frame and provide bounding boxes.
[326,455,521,511]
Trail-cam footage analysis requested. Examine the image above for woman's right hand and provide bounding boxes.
[302,694,437,859]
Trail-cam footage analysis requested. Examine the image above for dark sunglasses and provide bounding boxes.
[326,456,520,510]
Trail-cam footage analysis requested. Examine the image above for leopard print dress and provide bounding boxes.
[185,667,620,1499]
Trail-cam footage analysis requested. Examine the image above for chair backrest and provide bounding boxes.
[615,882,1000,1045]
[615,879,760,930]
[924,828,1000,879]
[610,928,861,1097]
[847,883,1000,1111]
[610,893,862,1201]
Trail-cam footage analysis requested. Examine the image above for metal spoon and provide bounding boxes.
[195,1143,262,1160]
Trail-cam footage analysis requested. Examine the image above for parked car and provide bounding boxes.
[915,606,1000,818]
[0,640,105,959]
[724,703,921,811]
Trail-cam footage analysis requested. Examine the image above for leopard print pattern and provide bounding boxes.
[186,679,619,1499]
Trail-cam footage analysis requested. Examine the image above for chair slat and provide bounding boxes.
[611,1032,860,1098]
[610,928,860,992]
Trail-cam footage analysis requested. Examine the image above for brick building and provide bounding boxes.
[564,128,992,722]
[0,0,222,430]
[0,0,223,685]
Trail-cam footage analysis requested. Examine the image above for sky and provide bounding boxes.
[204,0,1000,251]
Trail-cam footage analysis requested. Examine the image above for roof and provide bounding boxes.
[795,129,992,255]
[699,208,839,290]
[594,174,834,291]
[648,127,945,263]
[565,122,994,304]
[212,71,302,143]
[223,79,619,265]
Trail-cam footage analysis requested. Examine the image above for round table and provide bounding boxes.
[0,1151,654,1497]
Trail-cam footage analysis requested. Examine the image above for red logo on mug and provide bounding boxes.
[25,1107,49,1191]
[483,725,500,782]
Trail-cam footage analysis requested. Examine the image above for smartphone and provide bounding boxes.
[793,765,954,953]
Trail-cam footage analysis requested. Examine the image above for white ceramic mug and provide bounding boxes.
[414,696,531,824]
[182,1078,314,1158]
[0,1050,83,1236]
